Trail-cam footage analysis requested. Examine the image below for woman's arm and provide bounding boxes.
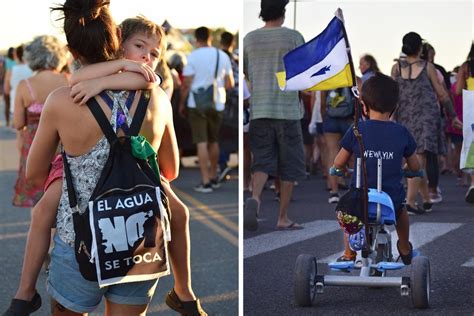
[455,62,468,96]
[13,80,27,130]
[3,70,11,95]
[26,94,61,187]
[390,64,398,79]
[427,63,451,102]
[427,63,461,128]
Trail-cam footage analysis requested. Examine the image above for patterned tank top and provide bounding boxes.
[56,90,135,247]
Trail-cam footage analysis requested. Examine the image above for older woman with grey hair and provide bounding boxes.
[12,35,69,207]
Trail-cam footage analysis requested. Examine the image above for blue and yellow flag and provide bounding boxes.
[277,16,353,91]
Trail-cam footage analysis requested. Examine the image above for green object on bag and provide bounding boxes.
[130,135,160,179]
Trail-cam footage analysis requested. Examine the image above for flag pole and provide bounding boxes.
[335,8,370,257]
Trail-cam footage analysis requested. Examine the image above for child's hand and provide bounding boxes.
[70,79,102,105]
[452,117,463,130]
[121,60,158,83]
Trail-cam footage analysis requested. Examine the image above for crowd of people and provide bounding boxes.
[243,0,473,240]
[0,0,238,314]
[0,0,472,314]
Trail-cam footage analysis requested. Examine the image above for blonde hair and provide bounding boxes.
[120,16,166,60]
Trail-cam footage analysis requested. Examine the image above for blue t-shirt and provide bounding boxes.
[340,120,417,211]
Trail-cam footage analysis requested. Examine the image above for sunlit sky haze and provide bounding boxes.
[244,0,473,76]
[0,0,240,50]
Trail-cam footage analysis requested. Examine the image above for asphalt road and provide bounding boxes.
[0,123,238,315]
[244,171,474,315]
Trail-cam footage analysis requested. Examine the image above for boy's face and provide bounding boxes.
[122,32,161,70]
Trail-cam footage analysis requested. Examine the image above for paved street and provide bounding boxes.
[244,171,474,315]
[0,122,238,315]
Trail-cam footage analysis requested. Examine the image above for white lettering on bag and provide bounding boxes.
[115,193,154,209]
[126,210,154,247]
[97,200,112,211]
[98,210,154,253]
[104,251,163,270]
[98,217,128,253]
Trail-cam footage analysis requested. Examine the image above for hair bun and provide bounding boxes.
[52,0,109,26]
[401,44,413,55]
[79,0,109,26]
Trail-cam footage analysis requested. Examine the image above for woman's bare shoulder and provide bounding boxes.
[43,86,75,112]
[148,86,172,113]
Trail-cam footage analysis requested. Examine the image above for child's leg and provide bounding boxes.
[339,232,356,260]
[162,182,196,301]
[15,180,61,301]
[395,208,411,255]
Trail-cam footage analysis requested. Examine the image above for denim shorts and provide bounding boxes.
[249,119,306,181]
[322,115,353,135]
[47,234,159,313]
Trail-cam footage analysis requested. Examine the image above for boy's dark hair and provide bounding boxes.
[259,0,288,22]
[120,16,166,60]
[15,45,24,63]
[51,0,120,64]
[220,31,234,48]
[361,72,399,114]
[195,26,210,43]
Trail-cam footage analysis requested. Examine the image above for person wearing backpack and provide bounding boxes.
[15,1,183,315]
[4,14,207,316]
[322,86,357,204]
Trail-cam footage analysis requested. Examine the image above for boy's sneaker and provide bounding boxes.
[194,182,213,193]
[423,202,433,213]
[465,186,474,204]
[210,178,221,189]
[328,192,340,204]
[406,204,425,215]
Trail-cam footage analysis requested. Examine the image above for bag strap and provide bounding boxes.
[214,48,219,80]
[86,97,118,144]
[62,151,78,208]
[129,90,151,136]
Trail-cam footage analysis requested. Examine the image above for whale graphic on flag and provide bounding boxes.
[276,16,353,91]
[311,65,332,77]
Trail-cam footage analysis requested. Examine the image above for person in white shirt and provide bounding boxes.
[179,26,234,193]
[9,45,33,118]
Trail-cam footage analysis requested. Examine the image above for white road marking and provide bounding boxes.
[320,222,464,263]
[461,257,474,267]
[244,220,340,259]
